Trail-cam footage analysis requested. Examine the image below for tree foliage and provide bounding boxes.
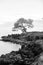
[12,18,33,33]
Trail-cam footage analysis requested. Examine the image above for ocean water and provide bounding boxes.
[0,23,21,56]
[0,41,21,56]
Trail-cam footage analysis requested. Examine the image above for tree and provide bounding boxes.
[12,18,33,33]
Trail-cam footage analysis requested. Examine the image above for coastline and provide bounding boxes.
[0,32,43,65]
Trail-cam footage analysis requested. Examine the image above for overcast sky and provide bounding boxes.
[0,0,43,24]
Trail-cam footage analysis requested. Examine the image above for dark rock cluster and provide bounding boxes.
[0,41,43,65]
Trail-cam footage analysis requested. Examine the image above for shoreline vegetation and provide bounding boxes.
[1,32,43,45]
[0,32,43,65]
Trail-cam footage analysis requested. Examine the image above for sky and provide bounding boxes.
[0,0,43,33]
[0,0,43,24]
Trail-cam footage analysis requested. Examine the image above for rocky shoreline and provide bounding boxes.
[0,41,43,65]
[0,32,43,65]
